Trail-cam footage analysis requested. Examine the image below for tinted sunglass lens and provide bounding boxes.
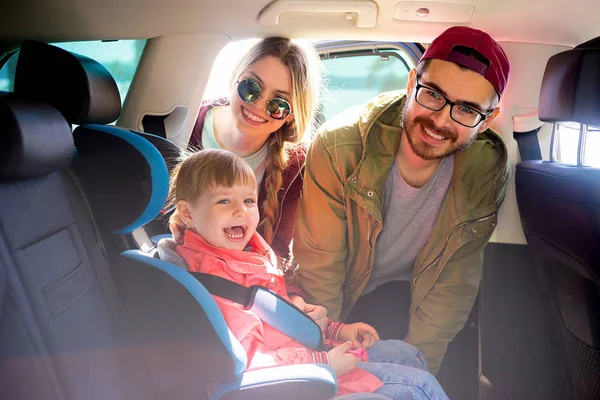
[237,79,261,103]
[266,98,291,120]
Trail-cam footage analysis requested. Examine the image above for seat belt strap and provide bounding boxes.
[513,127,543,161]
[189,272,325,351]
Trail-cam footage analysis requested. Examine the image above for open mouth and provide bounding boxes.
[223,225,248,241]
[242,106,267,123]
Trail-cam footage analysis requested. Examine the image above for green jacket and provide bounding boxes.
[293,91,509,374]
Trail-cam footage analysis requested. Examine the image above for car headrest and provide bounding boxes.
[0,98,73,181]
[539,37,600,125]
[14,41,121,125]
[71,125,182,234]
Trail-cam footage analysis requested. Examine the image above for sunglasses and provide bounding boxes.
[236,78,293,120]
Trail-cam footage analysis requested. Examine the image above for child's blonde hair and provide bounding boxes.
[230,37,323,243]
[167,149,257,214]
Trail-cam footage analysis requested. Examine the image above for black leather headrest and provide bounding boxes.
[71,125,181,234]
[0,98,73,181]
[539,38,600,125]
[14,41,121,125]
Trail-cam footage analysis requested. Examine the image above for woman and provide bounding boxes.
[170,37,323,265]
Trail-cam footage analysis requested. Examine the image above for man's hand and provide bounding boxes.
[169,210,185,244]
[290,295,328,330]
[338,322,380,349]
[327,341,359,377]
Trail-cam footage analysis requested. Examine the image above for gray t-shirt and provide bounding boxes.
[362,156,454,295]
[201,108,269,184]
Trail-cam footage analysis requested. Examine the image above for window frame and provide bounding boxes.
[313,40,424,125]
[315,40,424,66]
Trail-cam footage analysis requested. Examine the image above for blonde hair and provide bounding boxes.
[230,37,323,243]
[167,149,257,214]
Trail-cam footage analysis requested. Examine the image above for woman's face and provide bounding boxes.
[230,55,294,141]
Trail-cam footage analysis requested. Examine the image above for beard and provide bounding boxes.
[401,103,476,160]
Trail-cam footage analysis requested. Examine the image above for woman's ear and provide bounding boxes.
[176,200,193,226]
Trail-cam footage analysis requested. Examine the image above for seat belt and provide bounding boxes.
[189,271,325,352]
[513,127,543,161]
[156,238,325,351]
[131,227,156,253]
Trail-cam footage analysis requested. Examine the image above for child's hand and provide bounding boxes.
[290,295,328,330]
[339,322,380,349]
[327,341,359,377]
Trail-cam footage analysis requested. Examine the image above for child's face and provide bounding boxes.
[180,183,259,251]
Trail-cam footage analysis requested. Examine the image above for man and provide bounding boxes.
[292,26,511,374]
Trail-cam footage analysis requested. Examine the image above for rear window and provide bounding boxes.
[554,122,600,167]
[0,39,146,103]
[320,49,413,121]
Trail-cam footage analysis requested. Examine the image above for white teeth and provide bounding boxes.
[224,225,246,240]
[424,127,445,141]
[243,107,266,123]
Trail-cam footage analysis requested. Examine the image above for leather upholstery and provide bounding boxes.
[14,41,121,125]
[539,42,600,125]
[0,97,151,400]
[0,99,72,180]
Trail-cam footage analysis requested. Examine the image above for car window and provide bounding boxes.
[0,39,146,103]
[586,126,600,167]
[0,52,18,92]
[320,50,413,121]
[554,122,600,167]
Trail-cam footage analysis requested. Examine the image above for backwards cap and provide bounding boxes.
[420,26,510,97]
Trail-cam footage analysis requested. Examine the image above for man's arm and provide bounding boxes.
[404,234,489,375]
[293,135,348,321]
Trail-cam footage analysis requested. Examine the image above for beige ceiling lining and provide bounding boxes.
[1,0,598,47]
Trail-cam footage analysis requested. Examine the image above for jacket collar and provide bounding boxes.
[357,90,408,139]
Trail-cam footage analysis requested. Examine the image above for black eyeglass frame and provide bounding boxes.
[414,81,494,128]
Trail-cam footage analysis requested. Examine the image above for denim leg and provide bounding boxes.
[367,339,429,371]
[357,362,449,400]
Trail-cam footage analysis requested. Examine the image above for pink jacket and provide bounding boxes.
[176,230,383,396]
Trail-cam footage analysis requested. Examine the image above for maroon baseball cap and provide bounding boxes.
[420,26,510,98]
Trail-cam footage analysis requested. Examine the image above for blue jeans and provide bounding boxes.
[357,340,449,400]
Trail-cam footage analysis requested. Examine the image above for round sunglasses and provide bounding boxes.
[236,78,293,120]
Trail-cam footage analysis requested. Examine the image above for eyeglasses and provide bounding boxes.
[236,78,293,120]
[414,82,493,128]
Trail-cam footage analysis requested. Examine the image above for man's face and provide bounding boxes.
[402,59,500,160]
